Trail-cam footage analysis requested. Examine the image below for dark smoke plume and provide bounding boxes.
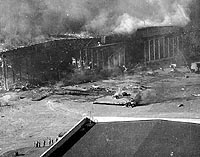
[0,0,194,48]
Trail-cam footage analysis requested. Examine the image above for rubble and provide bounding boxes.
[146,71,157,76]
[94,86,143,107]
[11,82,36,92]
[54,89,89,96]
[122,91,131,97]
[130,85,152,91]
[31,92,51,101]
[178,104,184,107]
[113,87,123,99]
[159,67,164,71]
[90,85,112,94]
[134,91,142,105]
[170,64,177,71]
[94,96,131,106]
[15,83,113,102]
[181,88,185,91]
[54,85,92,96]
[191,62,200,73]
[61,86,88,92]
[91,85,100,89]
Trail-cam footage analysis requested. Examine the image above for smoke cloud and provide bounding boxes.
[0,0,194,47]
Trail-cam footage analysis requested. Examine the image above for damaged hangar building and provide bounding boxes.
[0,25,199,90]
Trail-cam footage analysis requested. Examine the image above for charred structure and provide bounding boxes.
[0,37,101,90]
[0,1,200,90]
[0,25,199,90]
[138,26,184,66]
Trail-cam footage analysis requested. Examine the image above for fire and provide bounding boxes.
[0,0,195,48]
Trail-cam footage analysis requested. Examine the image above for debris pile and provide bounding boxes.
[94,84,156,108]
[170,64,177,72]
[54,86,89,96]
[16,84,113,102]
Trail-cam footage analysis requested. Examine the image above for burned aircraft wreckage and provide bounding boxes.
[0,25,199,90]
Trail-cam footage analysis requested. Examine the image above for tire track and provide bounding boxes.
[46,100,85,117]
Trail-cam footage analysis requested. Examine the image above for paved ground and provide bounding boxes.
[1,67,200,156]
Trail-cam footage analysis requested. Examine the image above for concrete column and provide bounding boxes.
[91,49,94,69]
[158,39,161,59]
[153,39,156,60]
[97,50,99,68]
[85,49,88,67]
[144,41,147,65]
[12,54,15,84]
[79,50,82,68]
[148,40,151,61]
[177,36,180,53]
[167,37,170,58]
[163,37,165,58]
[172,37,175,57]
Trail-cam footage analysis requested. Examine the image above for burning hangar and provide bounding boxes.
[0,25,199,90]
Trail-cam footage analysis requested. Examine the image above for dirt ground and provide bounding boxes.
[1,67,200,156]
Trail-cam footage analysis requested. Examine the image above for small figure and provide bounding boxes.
[51,138,54,145]
[34,141,36,147]
[122,65,128,73]
[14,152,19,156]
[55,138,59,142]
[43,140,46,147]
[97,42,101,46]
[35,141,39,148]
[48,138,52,146]
[38,141,41,148]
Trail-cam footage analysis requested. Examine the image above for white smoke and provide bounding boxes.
[114,0,192,34]
[114,14,145,33]
[0,0,195,47]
